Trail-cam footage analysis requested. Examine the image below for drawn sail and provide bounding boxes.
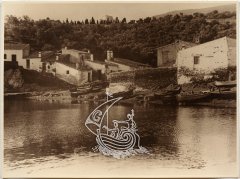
[85,94,148,158]
[85,97,122,136]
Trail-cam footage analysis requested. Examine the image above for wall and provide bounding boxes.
[28,58,42,72]
[4,50,26,67]
[108,67,177,90]
[84,60,106,74]
[177,37,229,73]
[106,60,135,72]
[55,62,92,86]
[157,41,196,67]
[45,62,56,75]
[62,48,91,64]
[227,38,236,67]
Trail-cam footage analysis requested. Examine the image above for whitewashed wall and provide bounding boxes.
[55,62,92,85]
[177,37,229,73]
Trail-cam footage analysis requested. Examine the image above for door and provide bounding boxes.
[26,59,30,69]
[97,70,102,80]
[11,54,17,62]
[42,62,46,72]
[88,72,91,82]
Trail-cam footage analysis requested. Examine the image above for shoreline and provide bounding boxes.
[4,89,236,108]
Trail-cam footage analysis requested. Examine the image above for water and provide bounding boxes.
[4,99,237,177]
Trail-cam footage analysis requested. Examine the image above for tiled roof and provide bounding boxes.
[157,40,196,49]
[57,54,91,71]
[113,58,150,68]
[29,51,56,62]
[5,43,30,50]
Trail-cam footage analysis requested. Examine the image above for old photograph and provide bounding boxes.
[2,1,238,178]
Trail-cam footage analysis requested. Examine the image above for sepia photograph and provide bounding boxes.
[2,1,239,178]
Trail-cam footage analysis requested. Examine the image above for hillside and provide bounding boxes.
[153,4,236,18]
[5,9,236,66]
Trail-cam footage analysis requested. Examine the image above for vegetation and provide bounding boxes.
[5,10,236,66]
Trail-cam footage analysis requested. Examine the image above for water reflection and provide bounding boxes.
[4,99,236,170]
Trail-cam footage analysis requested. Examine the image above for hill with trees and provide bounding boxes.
[4,10,236,66]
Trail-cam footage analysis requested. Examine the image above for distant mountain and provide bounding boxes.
[153,4,236,18]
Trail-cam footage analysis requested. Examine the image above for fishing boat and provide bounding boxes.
[177,93,211,103]
[70,81,109,98]
[111,89,134,98]
[210,86,236,99]
[214,80,236,88]
[154,86,181,99]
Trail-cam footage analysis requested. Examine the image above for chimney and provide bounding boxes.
[90,54,94,61]
[38,52,41,58]
[87,50,90,53]
[65,46,67,50]
[107,50,113,61]
[56,55,59,61]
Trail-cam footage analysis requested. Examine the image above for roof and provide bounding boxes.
[62,48,90,54]
[57,54,91,71]
[113,58,150,68]
[157,40,196,50]
[179,36,236,53]
[5,43,30,50]
[29,51,56,62]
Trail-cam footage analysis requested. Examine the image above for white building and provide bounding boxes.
[55,54,92,86]
[177,37,236,71]
[4,43,30,68]
[176,36,236,84]
[105,50,150,72]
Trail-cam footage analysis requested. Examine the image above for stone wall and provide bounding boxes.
[108,67,177,91]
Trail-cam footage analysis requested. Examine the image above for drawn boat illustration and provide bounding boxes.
[85,93,147,157]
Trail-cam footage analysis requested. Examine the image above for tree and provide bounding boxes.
[115,17,120,23]
[121,17,127,23]
[90,17,95,24]
[85,19,89,24]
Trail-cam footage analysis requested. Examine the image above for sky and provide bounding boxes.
[3,2,235,21]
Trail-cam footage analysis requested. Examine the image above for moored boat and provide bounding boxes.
[112,89,134,99]
[214,80,236,88]
[177,93,211,103]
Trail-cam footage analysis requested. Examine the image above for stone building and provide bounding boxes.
[157,40,196,67]
[105,50,150,72]
[176,36,236,84]
[4,43,30,68]
[55,54,92,86]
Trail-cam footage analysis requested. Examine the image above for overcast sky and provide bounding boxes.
[3,2,235,21]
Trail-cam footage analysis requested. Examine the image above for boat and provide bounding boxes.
[214,81,236,88]
[210,87,236,99]
[177,93,211,103]
[112,89,134,99]
[70,81,109,98]
[154,85,181,99]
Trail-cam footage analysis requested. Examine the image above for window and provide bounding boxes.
[11,54,17,62]
[162,51,169,63]
[66,70,69,74]
[194,56,199,65]
[48,65,50,69]
[4,54,7,59]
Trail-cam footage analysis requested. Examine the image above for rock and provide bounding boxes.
[4,69,24,89]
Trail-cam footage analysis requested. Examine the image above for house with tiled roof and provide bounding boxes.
[4,43,30,68]
[105,50,150,72]
[176,36,236,84]
[55,52,92,86]
[157,40,196,67]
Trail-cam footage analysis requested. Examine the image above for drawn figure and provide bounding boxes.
[85,93,148,159]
